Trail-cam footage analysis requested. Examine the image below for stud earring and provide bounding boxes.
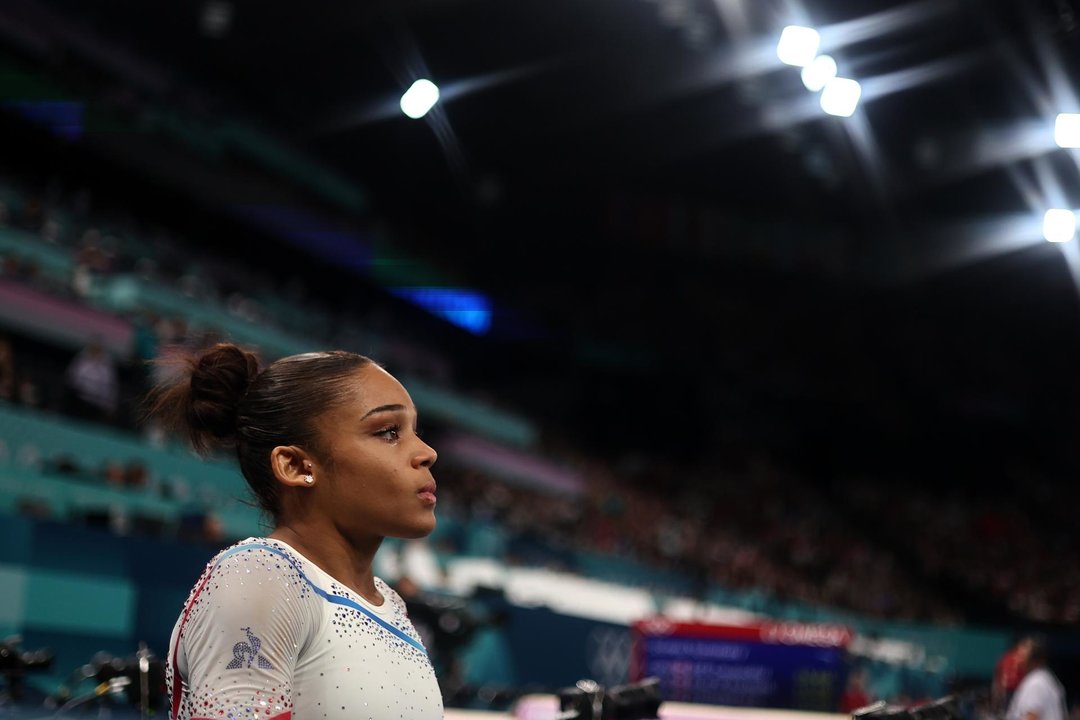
[303,473,314,485]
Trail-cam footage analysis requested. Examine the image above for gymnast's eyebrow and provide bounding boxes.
[359,404,408,421]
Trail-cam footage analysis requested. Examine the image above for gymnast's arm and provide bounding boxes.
[172,547,318,720]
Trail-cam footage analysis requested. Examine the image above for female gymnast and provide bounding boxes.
[150,344,442,720]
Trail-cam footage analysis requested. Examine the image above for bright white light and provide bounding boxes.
[400,79,440,119]
[777,26,820,67]
[1043,209,1076,243]
[800,54,838,92]
[1054,113,1080,148]
[820,77,862,117]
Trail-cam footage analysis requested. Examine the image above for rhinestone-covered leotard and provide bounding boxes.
[166,538,442,720]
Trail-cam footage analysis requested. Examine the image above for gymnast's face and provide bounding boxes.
[310,364,438,540]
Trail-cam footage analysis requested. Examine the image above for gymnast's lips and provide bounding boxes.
[417,480,437,504]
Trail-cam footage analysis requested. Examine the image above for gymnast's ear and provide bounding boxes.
[271,445,316,487]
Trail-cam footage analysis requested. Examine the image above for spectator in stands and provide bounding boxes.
[149,343,442,720]
[177,510,225,544]
[15,374,41,408]
[131,311,159,388]
[1007,637,1067,720]
[64,337,118,422]
[123,459,149,488]
[102,460,126,486]
[0,336,14,401]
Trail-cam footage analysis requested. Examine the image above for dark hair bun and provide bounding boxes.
[188,344,260,443]
[144,342,261,453]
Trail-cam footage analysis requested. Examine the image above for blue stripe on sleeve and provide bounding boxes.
[217,543,427,655]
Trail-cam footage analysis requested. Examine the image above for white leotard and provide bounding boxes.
[166,538,442,720]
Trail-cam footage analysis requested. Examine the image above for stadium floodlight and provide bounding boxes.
[1054,113,1080,148]
[777,26,820,67]
[400,79,440,119]
[1043,209,1076,243]
[820,77,862,117]
[801,55,838,92]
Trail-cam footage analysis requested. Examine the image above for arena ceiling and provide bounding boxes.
[30,0,1067,225]
[17,0,1080,470]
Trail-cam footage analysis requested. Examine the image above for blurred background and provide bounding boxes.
[0,0,1079,718]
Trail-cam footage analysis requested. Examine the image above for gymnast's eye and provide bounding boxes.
[375,426,401,442]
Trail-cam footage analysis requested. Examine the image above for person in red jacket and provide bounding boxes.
[840,668,873,714]
[995,637,1036,712]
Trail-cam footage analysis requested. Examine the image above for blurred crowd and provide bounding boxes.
[0,173,455,424]
[0,171,1076,630]
[839,479,1080,625]
[430,457,959,623]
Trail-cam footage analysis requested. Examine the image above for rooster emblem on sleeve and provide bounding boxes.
[226,627,273,669]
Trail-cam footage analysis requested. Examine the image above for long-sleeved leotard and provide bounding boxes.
[166,538,442,720]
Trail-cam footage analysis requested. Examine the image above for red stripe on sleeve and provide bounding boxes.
[169,565,220,720]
